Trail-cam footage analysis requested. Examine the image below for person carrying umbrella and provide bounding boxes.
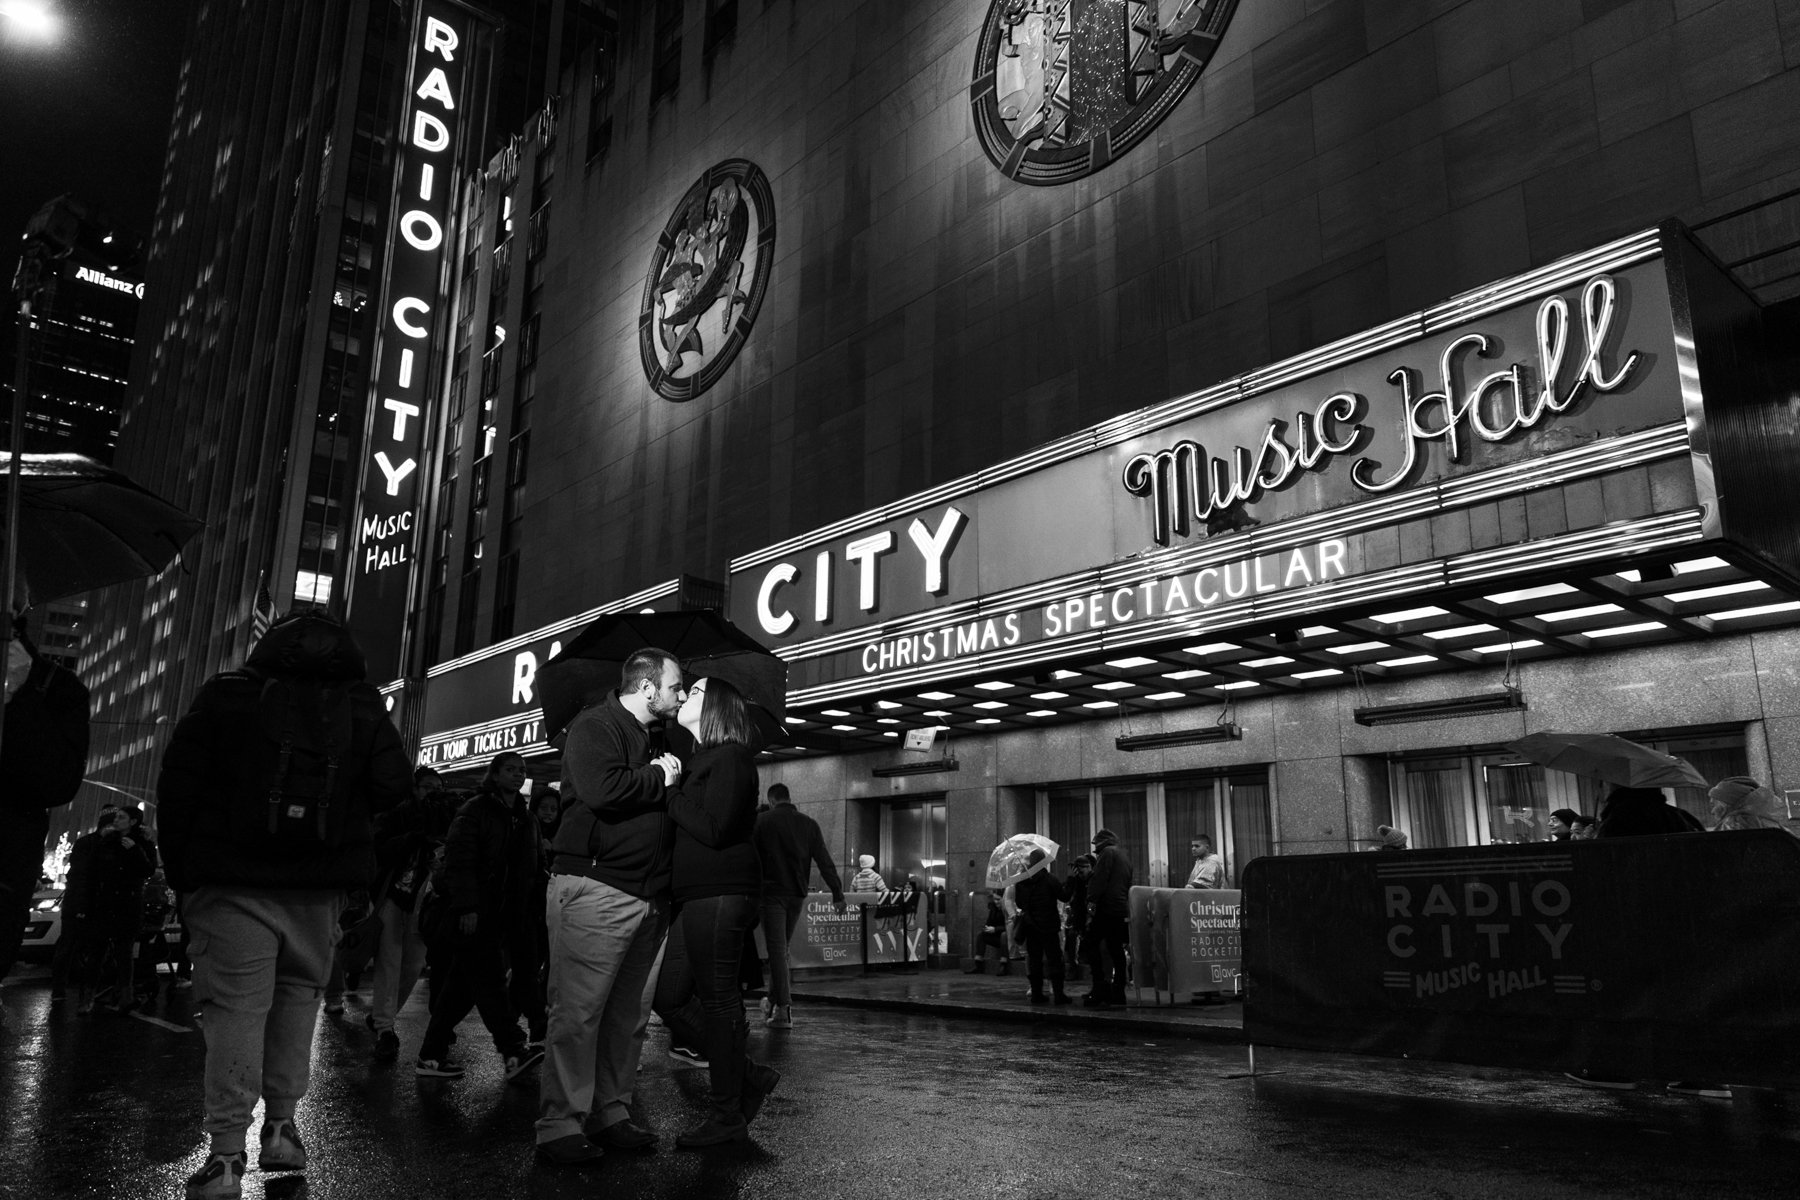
[1011,848,1071,1005]
[0,612,89,990]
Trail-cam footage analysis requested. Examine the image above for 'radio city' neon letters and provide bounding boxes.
[756,507,968,637]
[357,11,460,575]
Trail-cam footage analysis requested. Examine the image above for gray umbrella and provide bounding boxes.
[2,452,204,603]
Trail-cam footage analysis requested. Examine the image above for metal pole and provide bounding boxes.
[0,291,32,769]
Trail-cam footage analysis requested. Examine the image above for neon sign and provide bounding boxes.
[1123,276,1642,547]
[72,265,143,298]
[346,1,470,680]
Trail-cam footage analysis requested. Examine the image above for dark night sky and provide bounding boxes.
[1,0,191,280]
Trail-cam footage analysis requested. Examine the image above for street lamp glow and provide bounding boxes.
[0,0,59,42]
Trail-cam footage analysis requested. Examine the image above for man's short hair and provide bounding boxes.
[620,648,679,695]
[767,782,790,804]
[1192,833,1213,848]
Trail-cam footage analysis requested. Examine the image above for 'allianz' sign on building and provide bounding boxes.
[728,226,1753,706]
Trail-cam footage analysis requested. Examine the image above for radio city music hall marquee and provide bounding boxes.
[728,233,1698,699]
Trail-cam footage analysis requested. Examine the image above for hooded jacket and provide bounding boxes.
[1088,831,1133,918]
[1,649,89,815]
[156,614,412,892]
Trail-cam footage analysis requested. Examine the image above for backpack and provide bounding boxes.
[238,675,357,852]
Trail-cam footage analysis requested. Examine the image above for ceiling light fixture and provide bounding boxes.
[1353,685,1526,727]
[1116,724,1242,751]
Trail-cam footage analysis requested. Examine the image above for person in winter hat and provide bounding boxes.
[1708,776,1792,833]
[159,612,410,1199]
[849,854,886,892]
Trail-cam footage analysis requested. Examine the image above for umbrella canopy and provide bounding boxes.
[536,609,787,747]
[1505,731,1711,790]
[987,833,1060,889]
[3,453,205,602]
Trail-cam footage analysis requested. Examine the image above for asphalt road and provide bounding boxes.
[1,970,1795,1200]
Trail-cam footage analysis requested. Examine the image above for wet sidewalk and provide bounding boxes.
[786,961,1247,1043]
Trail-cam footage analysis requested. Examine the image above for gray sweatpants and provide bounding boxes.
[184,886,344,1154]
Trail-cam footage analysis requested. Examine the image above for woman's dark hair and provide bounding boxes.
[482,751,526,791]
[694,675,755,749]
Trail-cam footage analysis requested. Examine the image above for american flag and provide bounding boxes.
[251,574,277,641]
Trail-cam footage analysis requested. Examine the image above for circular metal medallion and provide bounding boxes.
[970,0,1240,185]
[638,159,776,401]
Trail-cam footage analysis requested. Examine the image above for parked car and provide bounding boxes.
[19,887,63,961]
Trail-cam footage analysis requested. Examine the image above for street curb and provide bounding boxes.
[787,989,1248,1045]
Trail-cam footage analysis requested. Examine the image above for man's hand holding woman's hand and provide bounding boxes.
[654,752,683,787]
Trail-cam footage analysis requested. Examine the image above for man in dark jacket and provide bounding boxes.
[752,781,845,1030]
[158,613,410,1200]
[1012,849,1070,1005]
[365,767,458,1062]
[416,751,541,1082]
[1083,827,1133,1008]
[536,648,684,1166]
[0,622,89,985]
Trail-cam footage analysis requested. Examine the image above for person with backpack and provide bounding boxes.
[413,750,544,1083]
[365,766,459,1063]
[158,612,410,1200]
[0,617,89,991]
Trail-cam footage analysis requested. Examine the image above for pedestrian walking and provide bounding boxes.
[654,675,781,1148]
[1011,849,1069,1005]
[966,890,1012,974]
[366,767,459,1062]
[535,648,683,1166]
[0,616,90,995]
[752,781,845,1030]
[1082,828,1131,1008]
[414,751,543,1083]
[1062,852,1093,983]
[158,612,410,1200]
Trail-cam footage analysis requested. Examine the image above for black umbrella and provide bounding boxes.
[2,452,205,603]
[537,609,788,747]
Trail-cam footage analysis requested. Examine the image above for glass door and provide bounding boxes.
[1396,758,1472,848]
[884,798,947,890]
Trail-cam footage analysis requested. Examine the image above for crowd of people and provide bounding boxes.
[7,603,1800,1196]
[131,614,858,1197]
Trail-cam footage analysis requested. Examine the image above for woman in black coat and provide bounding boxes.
[415,751,539,1081]
[658,675,780,1147]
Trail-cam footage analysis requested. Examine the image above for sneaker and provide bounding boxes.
[760,996,773,1020]
[536,1133,604,1166]
[185,1151,246,1199]
[1666,1081,1732,1099]
[668,1044,709,1068]
[1564,1071,1635,1090]
[415,1055,465,1078]
[766,1005,792,1030]
[323,1001,345,1016]
[372,1030,400,1062]
[258,1119,306,1171]
[505,1044,546,1083]
[173,976,194,989]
